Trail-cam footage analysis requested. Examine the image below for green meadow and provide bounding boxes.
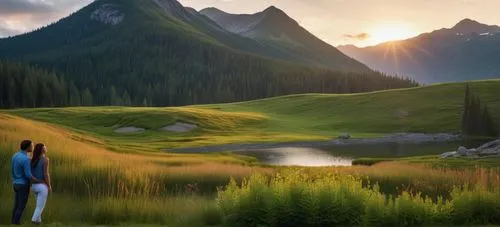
[6,79,500,152]
[1,80,500,226]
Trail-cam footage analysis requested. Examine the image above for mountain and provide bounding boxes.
[199,6,370,72]
[338,19,500,83]
[0,0,415,108]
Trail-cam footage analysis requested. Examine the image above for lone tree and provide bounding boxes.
[461,84,498,138]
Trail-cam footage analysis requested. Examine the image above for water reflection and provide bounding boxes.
[235,141,481,167]
[237,147,353,167]
[319,142,462,158]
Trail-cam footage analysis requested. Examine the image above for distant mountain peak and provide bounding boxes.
[455,18,479,25]
[201,7,224,14]
[264,6,281,13]
[184,7,197,14]
[453,18,480,28]
[263,6,289,18]
[451,18,497,34]
[200,5,371,72]
[259,5,297,27]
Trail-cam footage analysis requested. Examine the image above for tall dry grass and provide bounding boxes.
[0,113,265,225]
[316,162,500,199]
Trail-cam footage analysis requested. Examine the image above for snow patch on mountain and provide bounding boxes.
[90,4,124,25]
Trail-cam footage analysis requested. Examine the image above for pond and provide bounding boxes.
[235,141,474,167]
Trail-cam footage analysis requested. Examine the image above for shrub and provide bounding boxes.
[451,186,500,225]
[217,170,500,226]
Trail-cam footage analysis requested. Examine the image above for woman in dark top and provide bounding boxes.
[30,143,51,225]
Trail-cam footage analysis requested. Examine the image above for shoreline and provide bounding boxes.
[168,133,461,153]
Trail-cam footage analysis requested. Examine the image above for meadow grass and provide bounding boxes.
[2,101,500,225]
[305,162,500,201]
[217,169,500,226]
[0,113,267,225]
[5,79,500,153]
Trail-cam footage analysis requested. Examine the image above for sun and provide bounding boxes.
[368,22,418,45]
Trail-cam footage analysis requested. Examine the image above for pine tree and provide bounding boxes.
[461,86,498,138]
[482,106,498,137]
[69,82,81,106]
[461,84,470,134]
[81,88,93,106]
[22,77,36,107]
[122,91,131,106]
[109,86,117,106]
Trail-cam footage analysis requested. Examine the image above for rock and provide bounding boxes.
[90,4,125,25]
[338,133,351,139]
[467,148,479,154]
[477,139,500,151]
[457,146,469,155]
[160,122,198,133]
[441,139,500,159]
[114,127,145,133]
[480,148,500,155]
[440,151,458,159]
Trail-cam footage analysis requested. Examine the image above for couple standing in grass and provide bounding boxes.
[11,140,52,225]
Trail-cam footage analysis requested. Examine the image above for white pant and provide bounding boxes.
[31,183,48,223]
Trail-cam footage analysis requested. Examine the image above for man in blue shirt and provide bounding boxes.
[11,140,44,225]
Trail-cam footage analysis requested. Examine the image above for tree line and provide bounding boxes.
[0,61,92,108]
[0,16,418,108]
[0,59,417,109]
[461,84,498,138]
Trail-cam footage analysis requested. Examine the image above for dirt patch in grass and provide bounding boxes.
[160,123,198,132]
[114,126,145,133]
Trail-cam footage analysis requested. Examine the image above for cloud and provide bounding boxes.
[0,0,93,37]
[343,32,370,40]
[0,22,21,37]
[0,0,55,15]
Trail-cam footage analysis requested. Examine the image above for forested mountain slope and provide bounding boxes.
[200,6,371,72]
[0,0,416,107]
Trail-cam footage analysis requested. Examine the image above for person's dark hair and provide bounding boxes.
[31,143,45,168]
[20,140,32,151]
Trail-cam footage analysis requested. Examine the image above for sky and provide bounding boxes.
[1,0,500,47]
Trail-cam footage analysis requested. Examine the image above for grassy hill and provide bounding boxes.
[0,112,269,225]
[5,80,500,152]
[1,80,500,225]
[1,111,500,225]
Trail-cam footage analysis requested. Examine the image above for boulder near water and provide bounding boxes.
[457,146,469,155]
[439,151,459,158]
[337,133,351,139]
[440,139,500,159]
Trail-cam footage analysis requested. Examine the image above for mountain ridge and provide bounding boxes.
[338,18,500,83]
[199,6,371,72]
[0,0,414,108]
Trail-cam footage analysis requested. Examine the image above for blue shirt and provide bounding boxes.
[32,157,45,181]
[11,150,33,185]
